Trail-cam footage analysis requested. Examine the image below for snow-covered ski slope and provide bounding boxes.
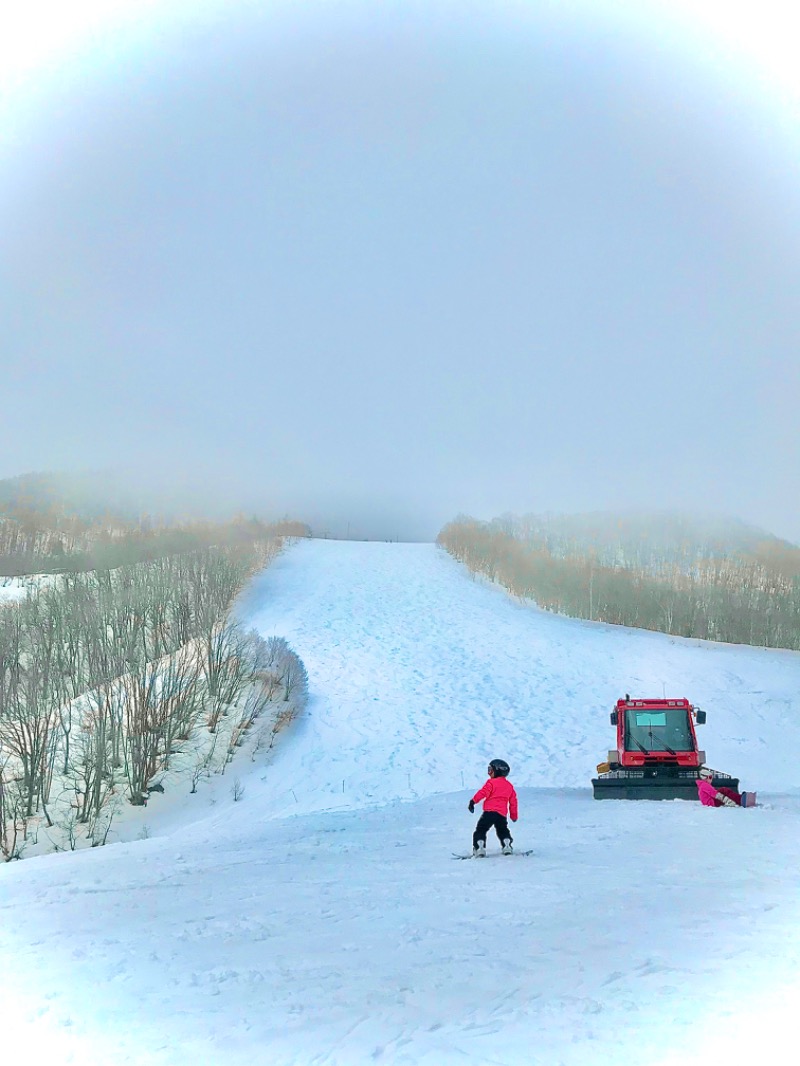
[3,540,800,1066]
[237,539,800,805]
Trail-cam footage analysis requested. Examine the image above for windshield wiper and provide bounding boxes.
[647,730,676,755]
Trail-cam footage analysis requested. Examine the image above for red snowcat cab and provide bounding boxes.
[592,695,739,800]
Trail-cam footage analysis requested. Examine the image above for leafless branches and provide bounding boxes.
[0,535,306,857]
[438,516,800,649]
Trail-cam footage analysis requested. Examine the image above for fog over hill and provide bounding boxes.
[3,470,796,551]
[0,470,430,541]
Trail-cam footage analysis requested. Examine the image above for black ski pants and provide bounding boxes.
[473,811,512,848]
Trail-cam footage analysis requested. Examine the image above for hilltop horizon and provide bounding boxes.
[1,468,797,548]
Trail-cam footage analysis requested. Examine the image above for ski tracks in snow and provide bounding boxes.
[4,541,800,1065]
[237,540,800,811]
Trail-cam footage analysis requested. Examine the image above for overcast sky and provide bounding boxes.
[1,0,798,541]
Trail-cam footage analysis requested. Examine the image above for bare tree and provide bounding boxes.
[120,646,203,805]
[198,623,251,733]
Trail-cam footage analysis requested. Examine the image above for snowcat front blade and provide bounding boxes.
[592,769,740,801]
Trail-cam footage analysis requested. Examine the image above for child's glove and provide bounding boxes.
[468,800,475,813]
[717,793,738,808]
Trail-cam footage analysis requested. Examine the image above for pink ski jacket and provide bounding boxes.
[472,778,518,821]
[696,779,741,807]
[697,778,720,806]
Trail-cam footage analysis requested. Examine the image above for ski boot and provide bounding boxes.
[502,840,513,855]
[473,840,486,858]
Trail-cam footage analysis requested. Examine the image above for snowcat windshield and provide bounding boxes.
[623,709,694,753]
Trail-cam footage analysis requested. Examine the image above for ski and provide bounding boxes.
[452,850,534,860]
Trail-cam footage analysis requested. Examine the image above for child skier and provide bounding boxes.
[468,759,518,856]
[696,766,754,807]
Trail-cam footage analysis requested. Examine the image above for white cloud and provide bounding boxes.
[2,1,799,101]
[0,1,150,84]
[617,0,800,106]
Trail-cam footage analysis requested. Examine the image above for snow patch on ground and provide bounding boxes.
[0,573,57,602]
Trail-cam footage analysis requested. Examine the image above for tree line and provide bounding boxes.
[0,538,308,859]
[437,515,800,651]
[0,513,310,576]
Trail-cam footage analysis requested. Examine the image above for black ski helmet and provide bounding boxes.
[488,759,510,777]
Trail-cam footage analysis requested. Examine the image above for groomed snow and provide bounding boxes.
[2,540,799,1064]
